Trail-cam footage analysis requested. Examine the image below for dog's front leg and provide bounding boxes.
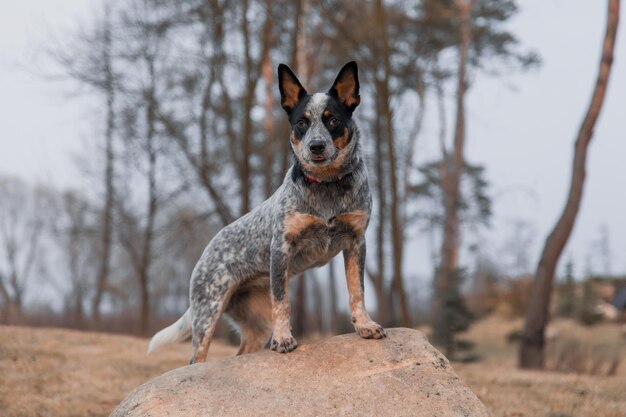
[344,239,387,339]
[269,238,297,353]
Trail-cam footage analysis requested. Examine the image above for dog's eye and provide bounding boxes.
[328,118,340,129]
[296,120,308,130]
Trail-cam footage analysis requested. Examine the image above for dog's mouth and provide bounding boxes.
[308,151,338,165]
[298,150,340,169]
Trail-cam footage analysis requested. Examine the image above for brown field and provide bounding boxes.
[455,316,626,417]
[0,317,624,417]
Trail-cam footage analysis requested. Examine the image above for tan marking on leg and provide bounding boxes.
[344,250,386,340]
[283,212,326,240]
[271,297,292,341]
[345,253,368,321]
[268,267,297,353]
[236,339,248,355]
[335,210,369,236]
[270,279,298,353]
[194,319,220,363]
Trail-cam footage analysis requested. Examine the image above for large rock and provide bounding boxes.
[112,328,489,417]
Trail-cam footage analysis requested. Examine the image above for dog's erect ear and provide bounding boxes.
[328,61,360,113]
[278,64,307,115]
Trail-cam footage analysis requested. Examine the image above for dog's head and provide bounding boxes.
[278,62,360,180]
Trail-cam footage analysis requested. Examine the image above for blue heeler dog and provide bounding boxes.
[148,61,386,364]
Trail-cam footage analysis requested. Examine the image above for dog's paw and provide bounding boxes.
[270,335,298,353]
[355,321,387,339]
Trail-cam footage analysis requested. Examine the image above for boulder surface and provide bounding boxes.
[112,328,489,417]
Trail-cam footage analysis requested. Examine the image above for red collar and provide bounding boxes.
[304,173,345,184]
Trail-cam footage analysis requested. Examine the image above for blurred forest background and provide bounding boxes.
[1,0,625,376]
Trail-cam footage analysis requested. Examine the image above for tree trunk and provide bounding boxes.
[375,0,411,328]
[328,258,338,333]
[372,77,388,325]
[261,1,275,198]
[0,278,20,324]
[139,59,159,335]
[278,0,303,179]
[519,0,620,369]
[240,0,253,215]
[92,9,115,322]
[433,0,473,352]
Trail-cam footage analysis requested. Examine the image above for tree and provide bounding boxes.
[113,0,173,334]
[412,158,491,355]
[92,4,117,322]
[418,0,539,352]
[432,0,473,352]
[50,191,98,324]
[374,0,412,328]
[520,0,620,369]
[0,178,46,322]
[50,1,119,321]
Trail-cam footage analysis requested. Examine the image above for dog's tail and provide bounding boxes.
[147,308,192,353]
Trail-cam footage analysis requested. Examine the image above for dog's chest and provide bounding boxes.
[283,211,368,270]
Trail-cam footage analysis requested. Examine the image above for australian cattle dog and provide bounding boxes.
[148,61,386,364]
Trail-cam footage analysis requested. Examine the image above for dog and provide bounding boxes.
[148,61,386,364]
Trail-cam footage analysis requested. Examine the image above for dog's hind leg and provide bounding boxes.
[189,269,236,364]
[225,277,272,355]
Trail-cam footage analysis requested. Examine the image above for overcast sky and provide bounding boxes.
[1,0,624,290]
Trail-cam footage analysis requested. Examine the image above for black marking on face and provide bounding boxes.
[288,96,313,141]
[279,62,362,179]
[322,96,354,148]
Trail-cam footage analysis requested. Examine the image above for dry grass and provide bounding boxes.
[454,316,626,417]
[0,326,235,417]
[1,318,625,417]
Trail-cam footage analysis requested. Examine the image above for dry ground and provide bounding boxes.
[0,318,624,417]
[0,326,236,417]
[455,316,626,417]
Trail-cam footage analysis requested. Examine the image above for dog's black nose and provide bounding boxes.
[309,141,326,155]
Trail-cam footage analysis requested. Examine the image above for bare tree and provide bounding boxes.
[415,0,539,354]
[432,0,473,353]
[261,0,276,199]
[92,4,116,322]
[519,0,620,369]
[375,0,412,328]
[51,191,98,323]
[0,178,46,322]
[49,1,119,321]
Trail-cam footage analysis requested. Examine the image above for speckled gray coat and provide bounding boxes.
[148,62,386,364]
